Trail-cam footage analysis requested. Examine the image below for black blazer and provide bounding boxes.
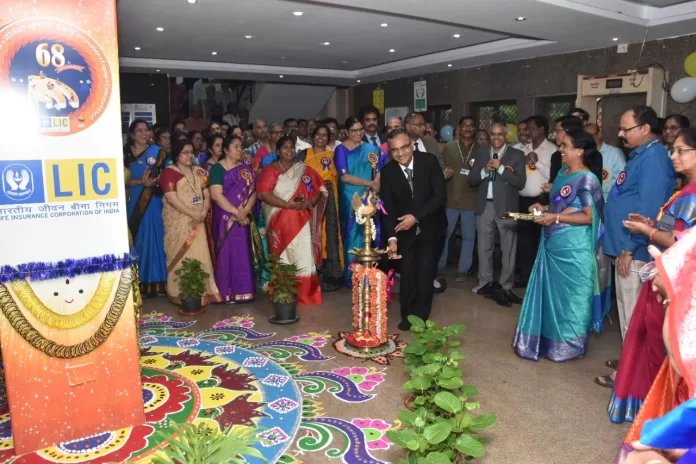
[381,152,447,247]
[363,133,387,146]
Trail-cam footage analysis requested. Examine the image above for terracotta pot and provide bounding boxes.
[404,394,416,411]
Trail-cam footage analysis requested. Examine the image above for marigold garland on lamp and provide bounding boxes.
[345,192,389,350]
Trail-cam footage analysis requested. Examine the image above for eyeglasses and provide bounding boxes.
[180,150,194,155]
[192,136,203,141]
[409,122,426,127]
[619,123,645,133]
[271,130,284,135]
[348,128,364,133]
[673,146,696,156]
[554,127,566,134]
[638,261,657,283]
[460,124,476,129]
[490,132,506,138]
[664,125,682,132]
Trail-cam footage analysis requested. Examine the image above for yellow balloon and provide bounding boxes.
[686,52,696,78]
[506,124,518,144]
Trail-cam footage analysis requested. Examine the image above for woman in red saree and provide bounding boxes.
[257,136,327,305]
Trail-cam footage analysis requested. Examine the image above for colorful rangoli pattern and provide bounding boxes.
[0,314,400,464]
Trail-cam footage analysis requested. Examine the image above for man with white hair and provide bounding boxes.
[381,117,403,155]
[468,120,526,307]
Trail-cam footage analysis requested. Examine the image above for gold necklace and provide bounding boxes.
[11,273,116,330]
[0,269,132,359]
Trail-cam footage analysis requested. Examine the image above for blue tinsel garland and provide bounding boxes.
[0,253,132,283]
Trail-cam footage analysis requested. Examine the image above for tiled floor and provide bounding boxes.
[144,271,629,464]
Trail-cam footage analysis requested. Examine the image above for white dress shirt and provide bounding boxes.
[520,139,556,197]
[388,158,415,243]
[413,138,425,152]
[365,132,381,148]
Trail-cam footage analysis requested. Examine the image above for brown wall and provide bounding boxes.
[353,34,696,146]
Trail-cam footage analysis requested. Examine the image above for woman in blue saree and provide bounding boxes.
[513,129,605,362]
[335,116,387,287]
[125,119,168,296]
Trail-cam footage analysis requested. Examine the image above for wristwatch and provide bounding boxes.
[620,249,633,257]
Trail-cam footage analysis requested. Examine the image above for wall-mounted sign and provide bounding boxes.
[414,80,427,112]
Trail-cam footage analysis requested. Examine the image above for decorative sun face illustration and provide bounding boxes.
[29,274,101,315]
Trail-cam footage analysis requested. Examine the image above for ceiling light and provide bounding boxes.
[279,75,284,78]
[389,49,395,53]
[156,69,160,72]
[280,56,286,60]
[322,42,330,45]
[156,27,164,31]
[245,35,254,39]
[381,23,388,27]
[453,34,460,38]
[211,51,217,55]
[612,37,619,41]
[134,46,141,50]
[357,80,361,83]
[187,0,197,3]
[293,11,303,16]
[448,64,452,67]
[341,61,349,64]
[515,16,526,21]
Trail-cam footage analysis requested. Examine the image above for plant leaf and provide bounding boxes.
[410,375,432,390]
[470,413,498,429]
[408,315,426,328]
[398,409,417,426]
[455,434,486,457]
[423,422,453,445]
[416,451,453,464]
[460,385,480,397]
[434,391,462,413]
[438,376,464,389]
[403,342,428,356]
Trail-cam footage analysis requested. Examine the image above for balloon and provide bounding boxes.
[440,125,454,142]
[685,52,696,78]
[671,77,696,103]
[506,124,518,144]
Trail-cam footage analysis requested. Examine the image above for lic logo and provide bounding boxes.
[0,161,45,205]
[3,164,34,201]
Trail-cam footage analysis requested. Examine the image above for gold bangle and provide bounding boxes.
[555,214,560,224]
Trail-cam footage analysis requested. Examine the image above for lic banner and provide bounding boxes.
[0,0,145,455]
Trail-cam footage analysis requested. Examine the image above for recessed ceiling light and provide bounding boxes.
[156,69,160,72]
[156,27,164,31]
[453,34,460,38]
[612,37,619,41]
[322,42,330,45]
[341,61,349,64]
[448,64,452,67]
[245,35,254,39]
[279,75,284,78]
[280,56,286,60]
[134,46,141,50]
[389,49,395,52]
[381,23,388,27]
[515,16,526,21]
[211,51,217,55]
[293,11,303,16]
[357,80,361,83]
[187,0,197,3]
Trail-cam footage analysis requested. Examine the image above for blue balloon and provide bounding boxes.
[440,125,454,142]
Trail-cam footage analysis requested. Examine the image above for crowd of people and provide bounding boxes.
[123,101,696,462]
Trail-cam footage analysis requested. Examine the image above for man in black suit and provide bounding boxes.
[381,129,447,331]
[360,105,387,148]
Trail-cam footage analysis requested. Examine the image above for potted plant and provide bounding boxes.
[266,254,301,324]
[175,258,209,316]
[387,315,497,463]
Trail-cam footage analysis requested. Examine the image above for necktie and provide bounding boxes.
[491,152,499,181]
[404,167,414,192]
[414,141,421,152]
[370,136,378,148]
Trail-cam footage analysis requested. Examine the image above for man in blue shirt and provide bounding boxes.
[603,106,675,343]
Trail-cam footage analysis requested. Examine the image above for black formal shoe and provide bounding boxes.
[503,290,523,305]
[491,288,512,307]
[476,282,495,296]
[433,278,447,294]
[398,321,412,331]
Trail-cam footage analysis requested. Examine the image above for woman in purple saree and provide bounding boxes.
[209,135,263,303]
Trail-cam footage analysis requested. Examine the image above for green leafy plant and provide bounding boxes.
[175,258,210,301]
[150,422,264,464]
[266,254,300,304]
[387,316,497,464]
